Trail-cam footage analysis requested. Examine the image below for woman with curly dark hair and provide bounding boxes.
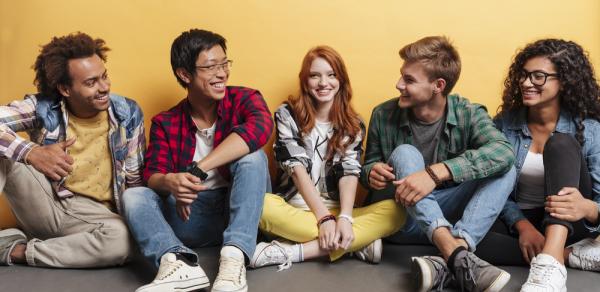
[494,39,600,291]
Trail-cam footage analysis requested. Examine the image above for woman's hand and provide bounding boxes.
[546,187,598,223]
[318,219,338,251]
[334,218,355,250]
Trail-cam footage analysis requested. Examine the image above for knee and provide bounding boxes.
[259,194,285,231]
[97,220,132,265]
[122,187,158,214]
[232,150,268,172]
[388,144,424,171]
[376,199,407,232]
[545,133,580,157]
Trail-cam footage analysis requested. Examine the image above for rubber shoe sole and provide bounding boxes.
[484,270,510,292]
[136,276,209,292]
[411,257,434,292]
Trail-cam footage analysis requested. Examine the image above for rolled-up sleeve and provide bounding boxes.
[272,106,311,176]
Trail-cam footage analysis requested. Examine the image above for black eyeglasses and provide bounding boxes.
[195,60,233,75]
[518,70,559,86]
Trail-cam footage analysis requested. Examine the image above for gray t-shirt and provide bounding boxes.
[409,113,446,166]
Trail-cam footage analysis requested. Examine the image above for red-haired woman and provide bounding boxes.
[249,46,405,270]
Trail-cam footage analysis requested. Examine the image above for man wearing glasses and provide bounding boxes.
[123,29,273,292]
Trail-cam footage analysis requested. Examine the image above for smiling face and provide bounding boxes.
[395,61,439,109]
[59,54,110,118]
[520,56,561,108]
[188,45,229,101]
[306,57,340,108]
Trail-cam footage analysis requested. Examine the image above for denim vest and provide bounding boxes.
[494,108,600,232]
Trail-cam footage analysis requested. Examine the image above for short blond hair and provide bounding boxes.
[399,36,461,96]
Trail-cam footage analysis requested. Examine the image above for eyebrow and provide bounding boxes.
[82,69,107,83]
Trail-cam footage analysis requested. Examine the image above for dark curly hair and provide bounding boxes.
[33,32,110,101]
[499,39,600,144]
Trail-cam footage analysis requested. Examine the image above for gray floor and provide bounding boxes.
[2,244,599,292]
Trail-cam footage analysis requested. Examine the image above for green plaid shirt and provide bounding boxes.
[360,94,515,191]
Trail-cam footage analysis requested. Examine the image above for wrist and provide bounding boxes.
[317,214,336,227]
[584,199,599,223]
[514,219,534,234]
[338,214,354,225]
[425,166,441,186]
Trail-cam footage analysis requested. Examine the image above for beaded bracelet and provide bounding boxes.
[317,214,336,227]
[425,165,442,186]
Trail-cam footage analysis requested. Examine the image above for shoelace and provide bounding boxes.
[155,259,183,281]
[216,256,244,284]
[267,241,292,271]
[457,254,478,292]
[575,249,600,271]
[429,258,450,292]
[529,260,557,283]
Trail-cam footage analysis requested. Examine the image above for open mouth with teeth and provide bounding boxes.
[211,82,225,90]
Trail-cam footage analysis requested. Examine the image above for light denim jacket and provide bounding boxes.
[494,108,600,233]
[0,94,145,213]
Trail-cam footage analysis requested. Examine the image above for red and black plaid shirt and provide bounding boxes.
[143,86,274,183]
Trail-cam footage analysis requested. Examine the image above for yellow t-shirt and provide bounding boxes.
[64,110,113,204]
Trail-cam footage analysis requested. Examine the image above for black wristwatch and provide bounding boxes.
[187,163,208,181]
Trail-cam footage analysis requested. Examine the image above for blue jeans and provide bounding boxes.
[122,150,270,268]
[380,145,516,251]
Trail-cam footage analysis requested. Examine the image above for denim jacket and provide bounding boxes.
[0,94,145,214]
[494,108,600,232]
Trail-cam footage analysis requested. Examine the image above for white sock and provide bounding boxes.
[293,243,303,262]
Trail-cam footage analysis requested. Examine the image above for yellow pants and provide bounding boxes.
[259,193,406,261]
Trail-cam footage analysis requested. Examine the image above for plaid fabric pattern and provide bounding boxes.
[360,94,515,189]
[0,94,146,213]
[273,103,365,201]
[143,86,273,182]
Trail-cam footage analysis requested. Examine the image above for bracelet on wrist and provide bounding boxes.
[425,165,442,186]
[338,214,354,225]
[317,214,336,227]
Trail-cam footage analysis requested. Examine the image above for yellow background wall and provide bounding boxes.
[1,0,599,227]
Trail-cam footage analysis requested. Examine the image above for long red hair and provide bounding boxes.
[288,45,362,160]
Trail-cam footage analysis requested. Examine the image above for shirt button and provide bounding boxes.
[524,144,529,148]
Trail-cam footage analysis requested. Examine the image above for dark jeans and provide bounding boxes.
[476,133,595,266]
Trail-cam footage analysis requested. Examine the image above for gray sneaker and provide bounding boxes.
[453,251,510,292]
[411,256,452,292]
[0,228,26,266]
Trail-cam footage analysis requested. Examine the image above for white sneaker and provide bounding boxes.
[136,253,209,292]
[212,247,247,292]
[520,253,567,292]
[249,240,294,271]
[354,239,382,264]
[568,237,600,271]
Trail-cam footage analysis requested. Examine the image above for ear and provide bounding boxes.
[433,78,447,95]
[57,84,70,97]
[175,68,192,85]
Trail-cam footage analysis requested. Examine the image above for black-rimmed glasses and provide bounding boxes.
[518,70,559,86]
[195,60,233,75]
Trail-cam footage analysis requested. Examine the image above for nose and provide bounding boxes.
[99,76,111,92]
[215,65,228,78]
[396,78,405,91]
[318,77,327,87]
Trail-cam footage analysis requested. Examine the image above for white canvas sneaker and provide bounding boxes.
[568,237,600,271]
[136,253,209,292]
[354,239,382,264]
[249,240,294,271]
[520,253,567,292]
[212,247,247,292]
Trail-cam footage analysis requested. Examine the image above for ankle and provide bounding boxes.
[10,243,26,264]
[447,245,467,273]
